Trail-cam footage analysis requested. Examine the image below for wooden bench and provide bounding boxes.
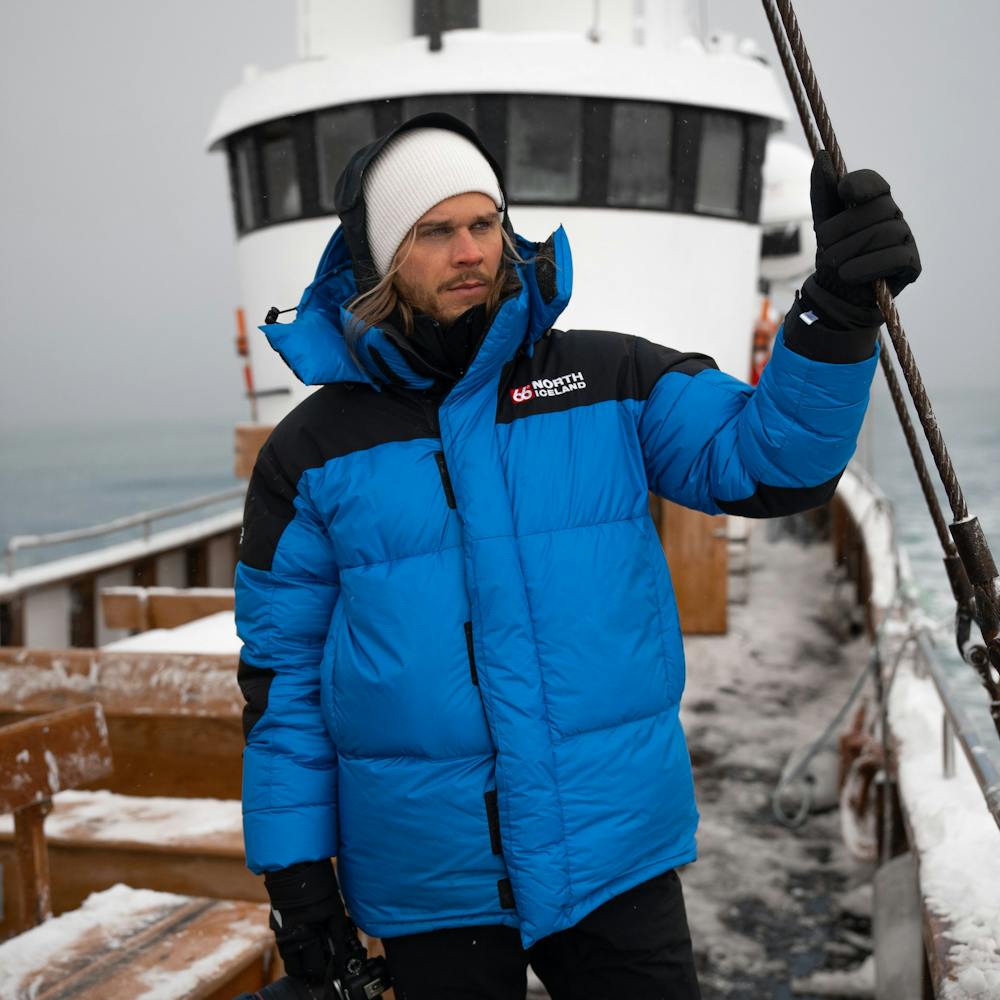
[0,704,277,997]
[0,649,243,798]
[0,650,264,938]
[0,789,263,937]
[0,702,114,932]
[0,884,276,999]
[101,586,235,631]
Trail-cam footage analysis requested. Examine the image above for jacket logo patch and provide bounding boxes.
[511,371,587,404]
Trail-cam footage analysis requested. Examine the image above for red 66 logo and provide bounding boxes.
[510,384,534,404]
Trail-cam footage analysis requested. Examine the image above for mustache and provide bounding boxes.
[440,271,493,292]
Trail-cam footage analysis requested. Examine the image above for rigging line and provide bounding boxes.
[772,0,1000,725]
[761,0,975,648]
[759,0,1000,732]
[876,339,980,663]
[759,0,952,558]
[769,0,967,522]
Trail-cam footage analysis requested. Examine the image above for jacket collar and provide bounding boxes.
[260,225,573,393]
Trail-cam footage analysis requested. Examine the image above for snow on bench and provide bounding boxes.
[102,609,241,654]
[0,790,261,936]
[0,885,276,1000]
[0,705,278,998]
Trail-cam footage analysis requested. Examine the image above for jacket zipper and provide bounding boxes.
[434,452,457,509]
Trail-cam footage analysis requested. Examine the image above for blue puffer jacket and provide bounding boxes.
[235,223,878,947]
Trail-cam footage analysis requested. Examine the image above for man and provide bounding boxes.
[235,113,919,999]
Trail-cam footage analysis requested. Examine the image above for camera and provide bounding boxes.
[333,952,392,1000]
[234,952,390,999]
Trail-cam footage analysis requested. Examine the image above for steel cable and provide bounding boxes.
[771,0,967,520]
[760,0,1000,733]
[759,0,952,554]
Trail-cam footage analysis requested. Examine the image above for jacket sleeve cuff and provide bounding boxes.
[264,859,343,926]
[781,275,882,365]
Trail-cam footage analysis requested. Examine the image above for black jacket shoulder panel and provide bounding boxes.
[496,329,717,424]
[240,383,434,571]
[267,382,433,477]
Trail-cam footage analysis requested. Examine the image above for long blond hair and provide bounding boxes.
[346,225,526,342]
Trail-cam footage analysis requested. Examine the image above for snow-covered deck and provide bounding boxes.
[0,789,259,937]
[678,487,1000,997]
[3,467,996,995]
[680,525,879,995]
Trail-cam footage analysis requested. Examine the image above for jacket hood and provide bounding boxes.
[261,111,572,393]
[261,223,573,393]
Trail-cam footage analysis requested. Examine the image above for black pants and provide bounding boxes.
[381,870,701,1000]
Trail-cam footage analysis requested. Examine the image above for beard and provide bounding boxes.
[395,267,499,328]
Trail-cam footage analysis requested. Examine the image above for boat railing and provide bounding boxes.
[837,466,1000,834]
[3,486,247,575]
[912,627,1000,833]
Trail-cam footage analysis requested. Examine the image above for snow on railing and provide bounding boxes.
[839,464,999,819]
[912,629,1000,832]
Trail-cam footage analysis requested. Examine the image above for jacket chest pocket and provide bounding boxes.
[499,403,649,536]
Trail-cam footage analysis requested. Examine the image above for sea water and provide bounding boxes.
[0,417,240,568]
[2,383,998,760]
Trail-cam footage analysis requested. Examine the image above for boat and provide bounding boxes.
[2,3,998,997]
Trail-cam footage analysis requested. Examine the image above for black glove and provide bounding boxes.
[809,149,921,308]
[264,860,355,989]
[783,151,921,364]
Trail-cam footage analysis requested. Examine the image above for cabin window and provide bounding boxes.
[608,102,672,209]
[402,95,478,130]
[225,96,772,234]
[507,96,582,202]
[316,106,377,210]
[232,136,258,232]
[695,112,744,217]
[260,124,301,222]
[761,224,801,257]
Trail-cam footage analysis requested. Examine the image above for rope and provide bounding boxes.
[771,0,968,523]
[771,589,936,829]
[771,649,872,827]
[760,0,1000,735]
[760,1,951,557]
[761,0,975,642]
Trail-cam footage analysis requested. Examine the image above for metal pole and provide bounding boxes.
[942,713,956,780]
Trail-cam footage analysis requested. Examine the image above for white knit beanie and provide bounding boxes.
[363,127,504,277]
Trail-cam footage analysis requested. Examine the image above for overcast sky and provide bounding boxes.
[2,0,997,432]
